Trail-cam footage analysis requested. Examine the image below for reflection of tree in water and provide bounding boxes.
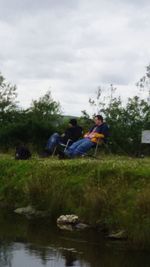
[1,213,150,267]
[25,244,79,266]
[0,243,13,267]
[61,250,77,266]
[25,244,58,265]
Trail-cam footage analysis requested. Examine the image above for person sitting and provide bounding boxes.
[62,115,109,158]
[43,118,83,156]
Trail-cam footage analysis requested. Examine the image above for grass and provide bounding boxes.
[0,153,150,248]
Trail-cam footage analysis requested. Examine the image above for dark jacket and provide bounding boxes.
[89,122,109,143]
[61,125,83,144]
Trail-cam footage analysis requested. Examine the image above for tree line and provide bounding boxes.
[0,66,150,155]
[0,73,61,151]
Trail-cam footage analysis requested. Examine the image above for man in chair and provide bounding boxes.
[43,118,83,156]
[63,115,109,158]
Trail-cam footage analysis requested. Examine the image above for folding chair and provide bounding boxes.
[94,138,111,157]
[83,138,110,158]
[93,138,103,157]
[59,139,73,152]
[52,139,73,156]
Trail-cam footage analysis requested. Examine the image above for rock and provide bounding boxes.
[57,214,90,231]
[107,230,127,240]
[14,205,47,218]
[57,214,79,225]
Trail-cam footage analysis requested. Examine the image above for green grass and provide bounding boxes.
[0,154,150,248]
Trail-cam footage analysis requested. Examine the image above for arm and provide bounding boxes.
[90,132,104,143]
[84,132,104,142]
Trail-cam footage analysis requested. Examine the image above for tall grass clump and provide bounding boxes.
[22,159,91,217]
[126,185,150,248]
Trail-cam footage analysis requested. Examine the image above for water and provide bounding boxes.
[0,211,150,267]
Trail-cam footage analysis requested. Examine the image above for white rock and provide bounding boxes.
[57,214,79,225]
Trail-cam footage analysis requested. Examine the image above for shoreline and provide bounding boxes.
[0,155,150,248]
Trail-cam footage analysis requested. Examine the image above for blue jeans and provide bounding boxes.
[65,138,94,157]
[46,133,61,152]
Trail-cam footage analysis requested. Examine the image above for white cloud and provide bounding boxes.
[0,0,150,116]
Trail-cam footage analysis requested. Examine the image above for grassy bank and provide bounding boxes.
[0,154,150,248]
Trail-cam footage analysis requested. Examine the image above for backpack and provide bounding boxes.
[15,146,31,160]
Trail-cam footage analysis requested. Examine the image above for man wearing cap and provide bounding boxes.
[43,118,83,156]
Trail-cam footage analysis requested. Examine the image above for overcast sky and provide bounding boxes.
[0,0,150,116]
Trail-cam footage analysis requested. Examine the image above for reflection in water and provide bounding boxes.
[61,249,77,266]
[0,211,150,267]
[0,243,13,267]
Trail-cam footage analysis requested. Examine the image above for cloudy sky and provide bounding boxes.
[0,0,150,116]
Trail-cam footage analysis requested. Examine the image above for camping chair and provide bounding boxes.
[94,138,111,157]
[52,139,73,156]
[93,138,103,157]
[84,138,111,158]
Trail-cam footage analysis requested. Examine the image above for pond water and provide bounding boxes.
[0,211,150,267]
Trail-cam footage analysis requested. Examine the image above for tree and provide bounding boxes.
[79,110,93,132]
[136,64,150,104]
[84,77,150,155]
[27,91,61,149]
[30,91,60,119]
[0,73,18,124]
[0,74,62,150]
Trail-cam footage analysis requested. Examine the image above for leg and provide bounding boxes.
[45,133,61,152]
[65,139,94,157]
[65,139,85,157]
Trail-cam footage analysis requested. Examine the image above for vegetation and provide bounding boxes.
[0,66,150,249]
[0,154,150,248]
[0,73,62,151]
[1,65,150,154]
[87,79,150,155]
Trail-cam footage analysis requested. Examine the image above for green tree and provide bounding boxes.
[85,77,150,155]
[0,74,62,150]
[79,110,93,132]
[136,64,150,104]
[0,73,18,124]
[27,91,61,149]
[30,91,60,120]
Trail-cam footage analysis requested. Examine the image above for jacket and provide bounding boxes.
[84,122,109,143]
[61,125,83,144]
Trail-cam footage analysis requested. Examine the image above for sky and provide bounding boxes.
[0,0,150,116]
